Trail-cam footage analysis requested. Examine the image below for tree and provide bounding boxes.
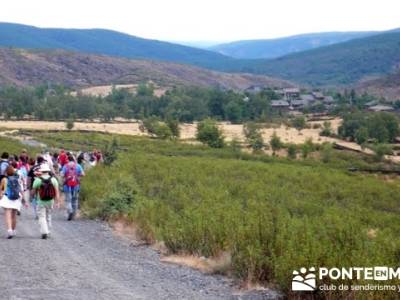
[292,116,306,131]
[66,119,74,131]
[321,143,333,163]
[167,119,180,139]
[103,137,119,166]
[143,117,172,139]
[287,144,297,159]
[196,119,224,148]
[243,122,264,152]
[301,138,314,159]
[320,121,332,137]
[373,144,392,162]
[270,132,282,155]
[355,127,369,144]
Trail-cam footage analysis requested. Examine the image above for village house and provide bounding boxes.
[271,100,290,110]
[300,94,315,102]
[312,91,324,100]
[367,105,394,112]
[284,88,300,101]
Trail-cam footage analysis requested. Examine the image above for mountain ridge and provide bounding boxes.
[210,31,379,59]
[0,47,293,90]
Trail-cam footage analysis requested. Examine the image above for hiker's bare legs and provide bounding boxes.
[11,210,17,230]
[4,208,12,231]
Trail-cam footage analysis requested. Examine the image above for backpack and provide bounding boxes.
[64,163,79,187]
[39,177,56,201]
[6,175,21,201]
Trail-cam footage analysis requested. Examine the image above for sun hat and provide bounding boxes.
[39,164,51,173]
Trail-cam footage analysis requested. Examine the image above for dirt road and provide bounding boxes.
[0,209,279,300]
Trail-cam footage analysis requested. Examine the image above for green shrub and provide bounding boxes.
[196,118,224,148]
[243,122,264,152]
[291,116,306,130]
[287,144,297,159]
[65,119,74,130]
[270,132,283,155]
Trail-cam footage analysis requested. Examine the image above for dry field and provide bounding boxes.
[71,84,168,97]
[0,118,368,152]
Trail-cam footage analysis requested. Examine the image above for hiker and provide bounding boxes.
[27,156,47,219]
[94,149,103,163]
[61,154,85,221]
[0,166,24,239]
[43,150,55,174]
[31,164,60,239]
[52,152,60,174]
[0,152,10,183]
[58,149,68,168]
[77,152,85,168]
[16,157,30,209]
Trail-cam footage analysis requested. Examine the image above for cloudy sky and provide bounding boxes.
[1,0,399,42]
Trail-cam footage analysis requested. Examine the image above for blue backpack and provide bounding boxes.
[6,175,21,201]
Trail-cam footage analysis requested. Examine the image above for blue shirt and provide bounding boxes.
[61,162,84,191]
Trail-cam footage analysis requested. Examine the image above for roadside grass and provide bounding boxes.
[0,136,39,155]
[30,131,400,298]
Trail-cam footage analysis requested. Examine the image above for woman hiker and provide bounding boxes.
[0,165,25,239]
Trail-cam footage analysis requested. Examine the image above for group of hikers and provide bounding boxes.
[0,148,103,239]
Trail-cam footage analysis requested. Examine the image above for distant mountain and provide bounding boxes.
[210,32,378,59]
[0,22,234,69]
[2,22,400,88]
[0,48,293,90]
[357,71,400,101]
[172,41,225,49]
[223,30,400,86]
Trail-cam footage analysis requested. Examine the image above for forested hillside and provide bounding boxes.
[0,22,234,68]
[223,30,400,86]
[210,31,377,59]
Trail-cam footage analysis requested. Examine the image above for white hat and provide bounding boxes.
[39,164,51,173]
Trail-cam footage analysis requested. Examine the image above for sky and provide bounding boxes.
[0,0,399,43]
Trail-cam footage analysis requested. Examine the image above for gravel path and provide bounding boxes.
[0,208,280,300]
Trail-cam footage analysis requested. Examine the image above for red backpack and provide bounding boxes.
[64,163,79,187]
[39,177,56,201]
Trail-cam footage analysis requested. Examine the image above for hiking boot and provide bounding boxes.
[41,234,48,240]
[67,212,74,221]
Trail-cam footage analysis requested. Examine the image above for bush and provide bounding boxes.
[98,176,140,219]
[287,144,297,159]
[301,138,314,159]
[143,117,173,140]
[321,143,333,163]
[167,119,180,139]
[65,119,74,130]
[270,132,283,155]
[196,119,225,148]
[243,122,264,152]
[291,116,306,131]
[103,137,119,166]
[372,144,393,162]
[320,121,332,136]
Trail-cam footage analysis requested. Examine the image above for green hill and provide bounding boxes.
[0,22,234,69]
[2,22,400,87]
[210,31,377,59]
[223,30,400,86]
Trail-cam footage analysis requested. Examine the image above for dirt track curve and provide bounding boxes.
[0,208,279,300]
